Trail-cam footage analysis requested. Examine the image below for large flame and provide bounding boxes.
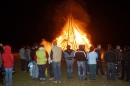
[55,15,91,51]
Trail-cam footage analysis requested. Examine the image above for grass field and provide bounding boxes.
[10,53,130,86]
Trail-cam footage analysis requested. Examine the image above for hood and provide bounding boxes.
[4,45,11,53]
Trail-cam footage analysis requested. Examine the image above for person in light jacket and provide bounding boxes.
[87,46,98,80]
[50,41,62,83]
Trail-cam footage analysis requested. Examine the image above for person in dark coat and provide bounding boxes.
[74,45,87,80]
[118,45,130,82]
[0,43,4,53]
[114,44,122,75]
[0,43,4,67]
[95,44,105,76]
[24,46,31,72]
[104,44,117,81]
[30,43,38,61]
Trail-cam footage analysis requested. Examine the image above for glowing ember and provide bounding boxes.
[55,15,91,51]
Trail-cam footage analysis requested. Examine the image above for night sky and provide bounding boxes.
[0,0,130,49]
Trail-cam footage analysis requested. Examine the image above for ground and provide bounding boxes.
[10,53,130,86]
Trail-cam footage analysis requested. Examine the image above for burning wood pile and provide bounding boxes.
[55,13,91,51]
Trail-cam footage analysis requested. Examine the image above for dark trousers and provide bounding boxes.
[121,64,130,80]
[89,64,96,80]
[106,63,115,81]
[21,59,26,71]
[26,61,30,72]
[49,62,54,78]
[38,65,46,79]
[96,61,105,75]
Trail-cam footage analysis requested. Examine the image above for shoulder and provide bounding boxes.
[64,50,67,52]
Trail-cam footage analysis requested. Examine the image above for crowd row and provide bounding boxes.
[0,42,130,86]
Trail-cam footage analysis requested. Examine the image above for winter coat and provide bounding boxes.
[2,45,14,68]
[87,51,98,64]
[19,48,25,59]
[50,46,62,62]
[114,49,122,63]
[95,48,102,61]
[30,47,37,61]
[28,61,39,78]
[34,47,48,65]
[64,49,75,60]
[104,50,117,63]
[74,49,86,61]
[122,50,130,66]
[24,49,31,61]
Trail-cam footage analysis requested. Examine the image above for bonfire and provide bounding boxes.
[55,13,91,51]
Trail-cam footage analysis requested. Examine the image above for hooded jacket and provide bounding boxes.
[2,45,14,68]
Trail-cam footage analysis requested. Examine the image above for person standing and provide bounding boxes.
[0,49,2,67]
[24,46,31,72]
[74,45,87,80]
[34,44,48,83]
[104,44,117,81]
[50,41,62,83]
[87,46,98,80]
[19,45,26,72]
[95,44,105,76]
[2,45,14,86]
[64,45,75,78]
[30,43,38,61]
[0,43,4,67]
[0,43,4,53]
[114,44,122,75]
[48,46,54,81]
[118,45,130,82]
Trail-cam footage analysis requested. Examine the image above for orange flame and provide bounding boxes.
[55,15,91,51]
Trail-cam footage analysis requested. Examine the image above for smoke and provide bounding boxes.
[54,0,91,38]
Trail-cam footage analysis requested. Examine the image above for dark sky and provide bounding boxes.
[0,0,130,49]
